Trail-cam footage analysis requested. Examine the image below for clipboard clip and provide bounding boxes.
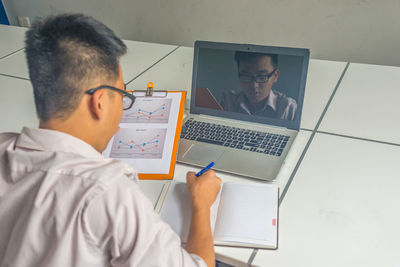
[128,82,168,97]
[146,82,154,96]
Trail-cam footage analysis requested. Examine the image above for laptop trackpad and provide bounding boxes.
[184,145,223,165]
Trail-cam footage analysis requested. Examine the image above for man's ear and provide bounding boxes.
[272,69,280,83]
[89,89,106,120]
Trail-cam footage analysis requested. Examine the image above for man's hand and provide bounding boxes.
[186,170,222,211]
[185,170,221,267]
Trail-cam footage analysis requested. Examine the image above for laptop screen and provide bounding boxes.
[190,41,310,130]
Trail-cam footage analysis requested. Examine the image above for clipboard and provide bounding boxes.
[103,82,186,180]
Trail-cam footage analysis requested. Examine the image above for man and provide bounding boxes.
[220,51,297,120]
[0,14,221,267]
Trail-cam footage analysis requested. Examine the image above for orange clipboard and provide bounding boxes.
[112,82,186,180]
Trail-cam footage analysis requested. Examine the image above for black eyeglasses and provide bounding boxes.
[238,68,277,83]
[85,85,136,110]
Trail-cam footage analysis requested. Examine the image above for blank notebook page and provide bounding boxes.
[213,183,278,246]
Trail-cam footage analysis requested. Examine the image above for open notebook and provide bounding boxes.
[157,182,279,249]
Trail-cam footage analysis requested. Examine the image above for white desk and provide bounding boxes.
[127,46,194,109]
[128,46,194,91]
[252,133,400,267]
[121,40,178,83]
[300,59,347,130]
[0,75,38,133]
[0,40,178,83]
[137,180,167,208]
[0,25,26,59]
[319,63,400,144]
[0,50,29,79]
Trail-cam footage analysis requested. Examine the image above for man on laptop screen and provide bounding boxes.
[220,52,297,120]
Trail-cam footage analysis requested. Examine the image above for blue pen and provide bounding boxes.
[195,162,215,177]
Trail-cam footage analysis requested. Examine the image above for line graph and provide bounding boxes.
[110,128,167,159]
[121,98,172,123]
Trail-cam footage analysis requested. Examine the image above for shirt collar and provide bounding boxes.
[15,127,103,159]
[265,90,278,112]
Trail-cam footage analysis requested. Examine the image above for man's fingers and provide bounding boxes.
[186,170,221,183]
[186,171,196,184]
[203,169,215,176]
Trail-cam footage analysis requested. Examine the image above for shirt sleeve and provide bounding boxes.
[82,176,206,267]
[284,97,297,120]
[275,93,297,120]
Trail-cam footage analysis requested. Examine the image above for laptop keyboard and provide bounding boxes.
[180,119,290,157]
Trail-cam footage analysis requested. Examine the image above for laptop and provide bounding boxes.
[177,41,309,181]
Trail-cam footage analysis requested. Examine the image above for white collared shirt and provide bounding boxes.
[0,128,205,267]
[221,89,297,120]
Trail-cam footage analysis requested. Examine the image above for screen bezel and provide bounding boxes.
[190,41,310,131]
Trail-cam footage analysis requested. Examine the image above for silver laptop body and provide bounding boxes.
[177,41,310,181]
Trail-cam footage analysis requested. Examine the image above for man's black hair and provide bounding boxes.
[234,51,278,69]
[25,14,127,121]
